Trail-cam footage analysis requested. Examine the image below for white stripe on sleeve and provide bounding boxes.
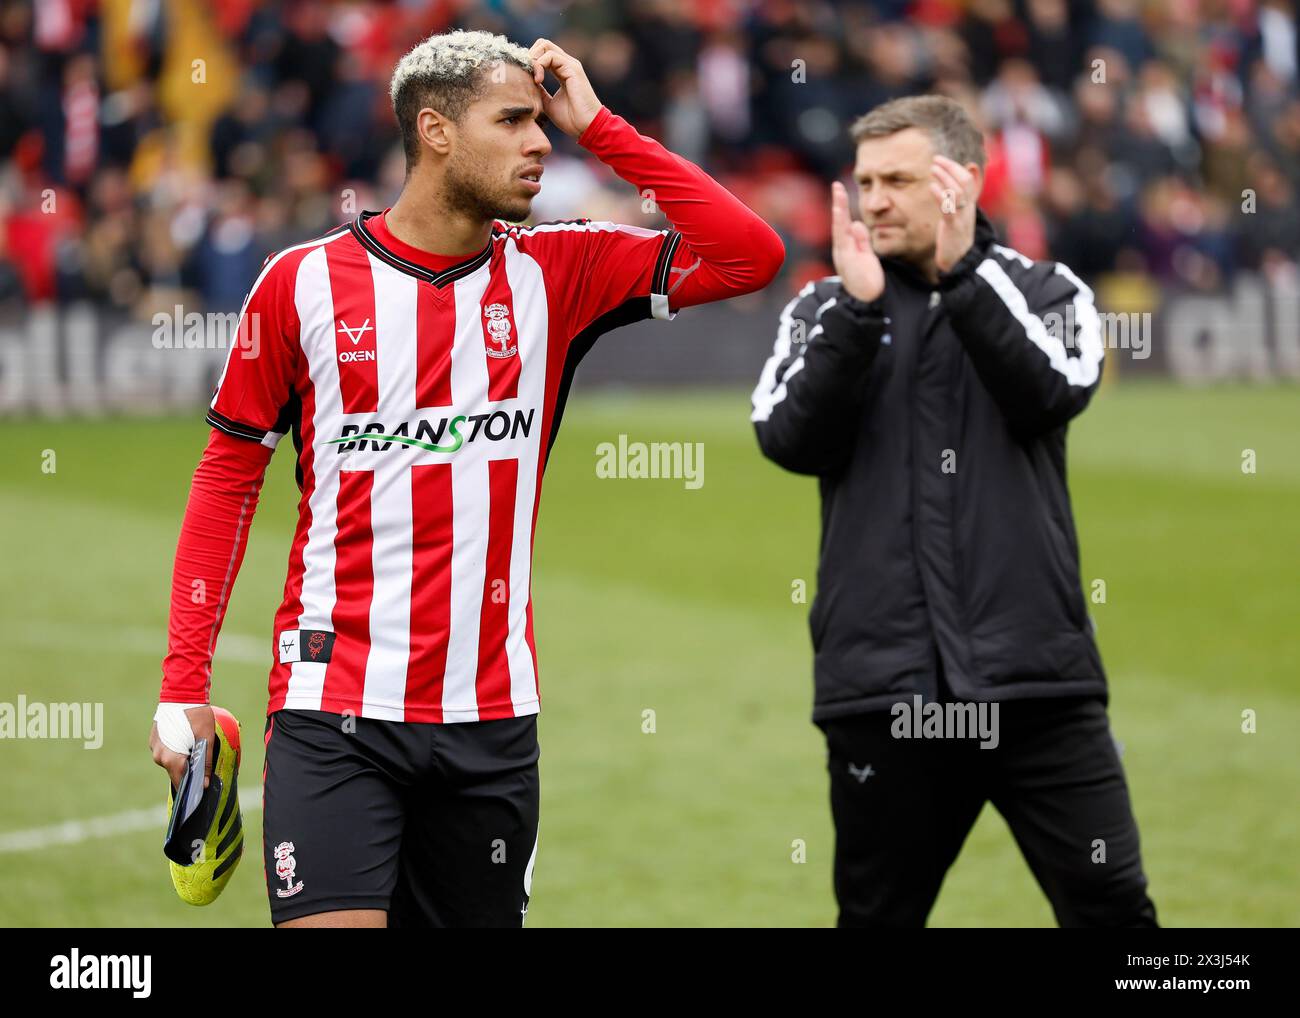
[974,258,1102,388]
[750,280,816,423]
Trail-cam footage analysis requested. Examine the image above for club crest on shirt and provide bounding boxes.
[483,302,517,359]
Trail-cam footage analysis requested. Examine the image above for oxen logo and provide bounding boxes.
[274,840,304,898]
[483,302,516,359]
[337,318,377,363]
[337,318,373,345]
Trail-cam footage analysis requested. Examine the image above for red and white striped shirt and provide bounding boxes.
[161,105,783,722]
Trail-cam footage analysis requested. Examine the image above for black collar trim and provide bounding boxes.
[350,210,501,288]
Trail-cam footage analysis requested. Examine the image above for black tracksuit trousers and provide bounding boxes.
[817,662,1158,928]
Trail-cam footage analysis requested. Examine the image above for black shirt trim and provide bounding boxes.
[349,210,501,288]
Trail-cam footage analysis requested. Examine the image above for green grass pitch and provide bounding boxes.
[0,381,1295,926]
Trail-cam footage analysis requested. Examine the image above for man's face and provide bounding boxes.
[852,128,943,265]
[443,65,551,224]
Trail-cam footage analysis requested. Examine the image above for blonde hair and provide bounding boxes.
[390,29,534,165]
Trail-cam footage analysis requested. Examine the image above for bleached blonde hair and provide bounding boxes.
[390,29,534,166]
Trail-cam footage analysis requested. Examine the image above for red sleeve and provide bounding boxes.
[159,429,273,703]
[207,249,302,445]
[159,245,304,701]
[560,105,785,334]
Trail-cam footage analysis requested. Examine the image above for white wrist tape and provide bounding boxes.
[154,702,206,755]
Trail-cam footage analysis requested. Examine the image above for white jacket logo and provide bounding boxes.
[484,303,516,359]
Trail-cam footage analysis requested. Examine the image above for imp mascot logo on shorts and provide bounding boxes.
[274,840,305,898]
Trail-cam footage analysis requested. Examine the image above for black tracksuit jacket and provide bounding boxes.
[752,209,1109,721]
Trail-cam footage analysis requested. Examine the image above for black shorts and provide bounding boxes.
[261,708,540,927]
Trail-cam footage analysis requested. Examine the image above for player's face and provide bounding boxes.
[445,65,552,224]
[852,128,941,265]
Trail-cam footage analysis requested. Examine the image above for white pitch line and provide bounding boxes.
[0,785,263,853]
[3,624,268,853]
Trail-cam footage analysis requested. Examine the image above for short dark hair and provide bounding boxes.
[389,29,534,167]
[849,95,986,169]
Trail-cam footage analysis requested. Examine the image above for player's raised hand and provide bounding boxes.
[831,181,884,303]
[150,705,215,789]
[929,154,978,274]
[530,39,602,138]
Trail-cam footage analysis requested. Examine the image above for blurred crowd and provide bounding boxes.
[1,0,1298,315]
